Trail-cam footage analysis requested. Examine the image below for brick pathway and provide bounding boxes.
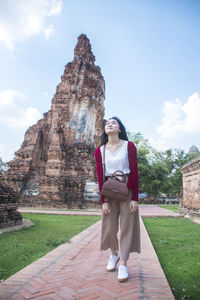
[139,205,181,218]
[0,206,178,299]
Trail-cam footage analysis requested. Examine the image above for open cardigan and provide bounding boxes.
[94,141,139,204]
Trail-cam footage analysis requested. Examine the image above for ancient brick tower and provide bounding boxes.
[1,34,105,209]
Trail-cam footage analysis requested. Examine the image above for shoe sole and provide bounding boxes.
[118,277,128,282]
[107,257,120,272]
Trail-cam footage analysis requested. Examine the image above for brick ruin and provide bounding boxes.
[1,34,105,217]
[179,156,200,220]
[0,183,22,228]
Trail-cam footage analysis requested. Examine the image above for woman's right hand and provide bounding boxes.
[102,202,111,215]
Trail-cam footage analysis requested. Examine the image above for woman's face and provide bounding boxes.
[105,118,121,135]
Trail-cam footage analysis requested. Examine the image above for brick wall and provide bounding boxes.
[179,156,200,218]
[0,182,22,229]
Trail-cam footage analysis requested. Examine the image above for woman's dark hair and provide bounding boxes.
[100,116,129,146]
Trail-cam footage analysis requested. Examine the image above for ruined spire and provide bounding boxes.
[73,34,95,64]
[1,34,105,210]
[188,145,200,155]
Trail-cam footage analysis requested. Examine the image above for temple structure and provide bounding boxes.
[1,34,105,211]
[180,156,200,220]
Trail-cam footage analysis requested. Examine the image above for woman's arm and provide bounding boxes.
[94,147,106,204]
[128,142,139,202]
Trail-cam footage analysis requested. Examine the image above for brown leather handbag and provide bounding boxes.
[101,144,129,201]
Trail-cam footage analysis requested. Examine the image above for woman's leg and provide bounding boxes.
[119,190,141,265]
[100,198,120,252]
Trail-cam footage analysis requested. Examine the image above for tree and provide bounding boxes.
[127,131,199,198]
[170,149,199,195]
[0,157,3,174]
[127,131,169,197]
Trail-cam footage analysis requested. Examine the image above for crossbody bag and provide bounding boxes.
[101,144,129,201]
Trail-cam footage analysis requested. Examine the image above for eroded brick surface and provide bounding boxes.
[0,183,22,228]
[180,156,200,218]
[1,34,105,210]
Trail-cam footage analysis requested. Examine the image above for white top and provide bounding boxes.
[100,140,130,176]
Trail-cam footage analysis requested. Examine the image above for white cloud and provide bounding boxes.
[148,136,168,151]
[0,0,63,50]
[149,92,200,151]
[182,93,200,132]
[47,0,63,16]
[44,24,55,39]
[0,89,41,129]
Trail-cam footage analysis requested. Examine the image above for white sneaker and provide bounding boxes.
[118,265,128,282]
[106,253,120,271]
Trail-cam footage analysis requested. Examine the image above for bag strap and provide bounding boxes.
[111,170,126,177]
[111,170,127,182]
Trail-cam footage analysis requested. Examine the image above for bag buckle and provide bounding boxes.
[111,190,118,194]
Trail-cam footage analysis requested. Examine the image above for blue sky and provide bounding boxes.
[0,0,200,162]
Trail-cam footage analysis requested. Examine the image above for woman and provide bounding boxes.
[95,116,141,282]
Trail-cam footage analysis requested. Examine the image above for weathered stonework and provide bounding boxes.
[1,34,105,209]
[0,182,22,228]
[179,156,200,219]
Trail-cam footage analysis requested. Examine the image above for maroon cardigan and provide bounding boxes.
[94,141,139,204]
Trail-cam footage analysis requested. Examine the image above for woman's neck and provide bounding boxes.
[107,135,120,145]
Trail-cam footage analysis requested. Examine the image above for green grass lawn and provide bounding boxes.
[143,217,200,300]
[0,213,101,282]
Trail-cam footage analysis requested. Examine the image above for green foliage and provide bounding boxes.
[127,131,199,197]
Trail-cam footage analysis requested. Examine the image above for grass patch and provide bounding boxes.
[143,217,200,300]
[0,213,101,281]
[158,204,179,213]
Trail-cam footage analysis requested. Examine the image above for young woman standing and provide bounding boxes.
[95,116,141,282]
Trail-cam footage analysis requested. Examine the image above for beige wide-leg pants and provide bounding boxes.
[100,190,141,261]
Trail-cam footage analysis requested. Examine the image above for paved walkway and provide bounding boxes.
[0,206,180,300]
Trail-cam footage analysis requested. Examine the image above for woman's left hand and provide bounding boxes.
[130,200,138,213]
